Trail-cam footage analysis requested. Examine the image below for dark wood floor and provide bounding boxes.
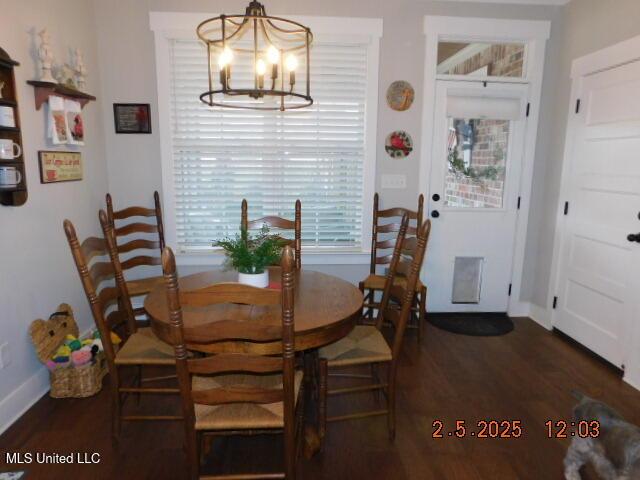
[2,317,640,480]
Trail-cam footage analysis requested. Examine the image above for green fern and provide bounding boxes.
[214,225,285,274]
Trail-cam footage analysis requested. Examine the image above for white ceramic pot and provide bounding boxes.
[237,270,269,288]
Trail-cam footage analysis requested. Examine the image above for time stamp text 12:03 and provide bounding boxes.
[431,419,601,439]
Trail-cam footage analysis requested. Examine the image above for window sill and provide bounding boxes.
[175,250,371,266]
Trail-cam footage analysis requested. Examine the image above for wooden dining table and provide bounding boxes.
[144,267,363,353]
[143,266,363,456]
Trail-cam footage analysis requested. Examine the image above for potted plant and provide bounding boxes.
[214,226,284,288]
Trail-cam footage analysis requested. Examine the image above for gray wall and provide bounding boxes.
[0,0,108,430]
[91,0,562,304]
[528,0,640,308]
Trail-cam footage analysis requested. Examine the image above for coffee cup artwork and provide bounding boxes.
[0,139,22,159]
[38,151,83,184]
[0,105,16,128]
[0,166,22,188]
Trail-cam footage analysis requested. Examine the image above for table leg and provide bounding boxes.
[301,349,322,458]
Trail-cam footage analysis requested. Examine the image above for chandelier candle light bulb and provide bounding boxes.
[286,54,298,86]
[218,47,233,88]
[256,59,266,89]
[267,45,280,81]
[218,46,233,67]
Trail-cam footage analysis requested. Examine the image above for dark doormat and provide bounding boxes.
[428,312,514,336]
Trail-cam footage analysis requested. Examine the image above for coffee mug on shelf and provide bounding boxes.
[0,139,21,159]
[0,165,22,187]
[0,106,16,128]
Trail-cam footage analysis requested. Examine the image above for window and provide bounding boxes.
[151,13,381,258]
[437,41,526,78]
[445,117,510,208]
[443,93,522,209]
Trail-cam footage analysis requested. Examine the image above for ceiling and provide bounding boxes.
[439,0,569,5]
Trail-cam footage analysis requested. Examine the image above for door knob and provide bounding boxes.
[432,194,440,202]
[628,233,640,243]
[431,210,440,218]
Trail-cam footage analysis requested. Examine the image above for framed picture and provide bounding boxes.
[113,103,151,134]
[38,151,83,183]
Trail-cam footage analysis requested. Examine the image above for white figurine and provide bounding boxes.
[0,81,4,99]
[38,29,56,83]
[58,64,76,88]
[74,49,87,90]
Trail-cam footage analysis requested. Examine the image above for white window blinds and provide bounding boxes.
[168,38,368,251]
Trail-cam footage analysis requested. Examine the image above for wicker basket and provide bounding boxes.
[29,304,108,398]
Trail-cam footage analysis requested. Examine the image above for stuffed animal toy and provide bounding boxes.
[48,330,111,369]
[110,331,122,345]
[52,356,70,367]
[65,334,82,352]
[91,338,103,352]
[71,349,91,367]
[54,344,71,358]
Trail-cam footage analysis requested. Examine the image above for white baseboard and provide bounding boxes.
[528,302,552,330]
[0,366,49,435]
[507,300,531,318]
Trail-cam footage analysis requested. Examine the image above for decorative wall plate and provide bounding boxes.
[385,131,413,158]
[386,80,414,111]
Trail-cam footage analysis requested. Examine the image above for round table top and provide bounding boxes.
[144,268,363,353]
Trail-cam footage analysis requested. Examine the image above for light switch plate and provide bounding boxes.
[0,342,10,369]
[381,174,406,189]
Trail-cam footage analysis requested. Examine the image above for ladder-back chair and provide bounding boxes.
[241,198,301,269]
[162,245,304,479]
[318,215,431,442]
[360,193,427,341]
[106,191,165,317]
[64,213,179,444]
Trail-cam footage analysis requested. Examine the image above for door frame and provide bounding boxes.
[419,16,550,316]
[548,33,640,390]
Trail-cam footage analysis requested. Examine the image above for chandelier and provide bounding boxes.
[196,1,313,111]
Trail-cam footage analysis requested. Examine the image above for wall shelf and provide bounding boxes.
[0,46,27,207]
[26,80,96,110]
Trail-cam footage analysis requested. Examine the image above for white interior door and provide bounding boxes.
[554,60,640,368]
[426,80,529,312]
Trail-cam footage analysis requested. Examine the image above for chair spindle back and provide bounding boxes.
[105,191,165,275]
[63,214,136,365]
[241,199,301,269]
[369,193,424,274]
[375,215,432,358]
[162,246,297,428]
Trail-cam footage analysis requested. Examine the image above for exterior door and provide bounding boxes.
[553,60,640,368]
[426,80,529,312]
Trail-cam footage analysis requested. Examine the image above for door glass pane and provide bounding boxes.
[445,118,509,208]
[437,42,525,78]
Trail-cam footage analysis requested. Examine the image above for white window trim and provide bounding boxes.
[150,12,382,266]
[418,16,550,317]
